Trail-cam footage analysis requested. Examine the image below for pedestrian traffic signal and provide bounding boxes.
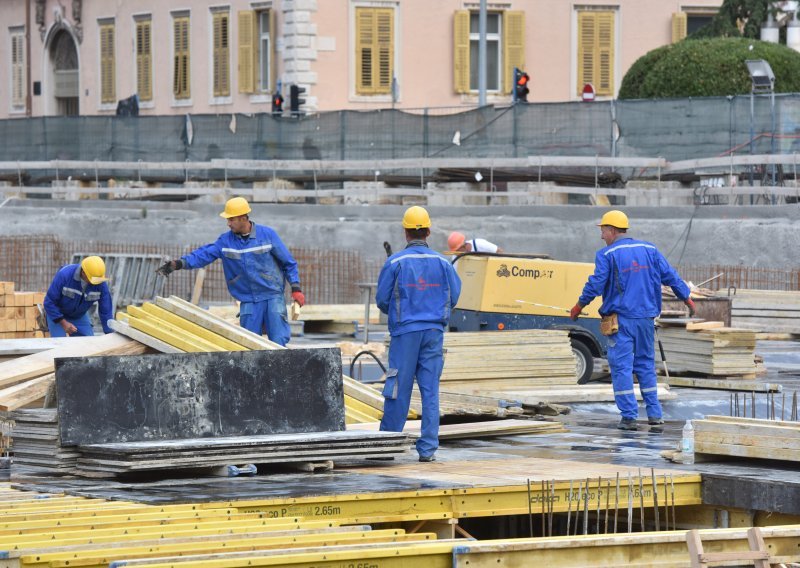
[290,84,306,116]
[271,92,284,115]
[513,67,530,103]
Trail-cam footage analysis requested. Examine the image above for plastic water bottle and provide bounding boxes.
[681,420,695,464]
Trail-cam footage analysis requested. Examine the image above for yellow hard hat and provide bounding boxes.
[220,197,252,218]
[80,256,109,285]
[597,210,629,229]
[402,206,431,229]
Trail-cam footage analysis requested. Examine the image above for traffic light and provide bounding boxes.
[289,84,306,116]
[513,67,530,103]
[271,92,284,116]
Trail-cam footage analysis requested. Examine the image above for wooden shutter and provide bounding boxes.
[577,11,615,97]
[453,10,470,94]
[503,11,525,95]
[11,33,25,108]
[173,16,191,99]
[213,12,230,97]
[356,7,393,95]
[597,12,614,96]
[238,10,255,93]
[100,23,116,104]
[136,19,152,102]
[672,12,688,43]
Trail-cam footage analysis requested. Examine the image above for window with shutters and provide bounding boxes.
[355,7,394,95]
[674,9,716,42]
[10,28,25,110]
[135,17,152,102]
[99,21,116,104]
[576,9,615,97]
[172,14,191,99]
[212,10,230,98]
[453,11,524,96]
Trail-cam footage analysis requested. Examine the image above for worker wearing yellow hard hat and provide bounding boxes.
[157,197,304,346]
[377,206,462,462]
[570,210,694,431]
[44,256,114,336]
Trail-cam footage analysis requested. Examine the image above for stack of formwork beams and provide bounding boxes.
[694,415,800,462]
[658,325,757,377]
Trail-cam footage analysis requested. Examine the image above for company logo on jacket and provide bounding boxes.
[621,260,650,273]
[405,277,441,291]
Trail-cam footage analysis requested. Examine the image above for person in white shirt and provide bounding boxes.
[448,231,503,254]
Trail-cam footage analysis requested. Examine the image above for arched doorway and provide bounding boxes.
[48,29,79,115]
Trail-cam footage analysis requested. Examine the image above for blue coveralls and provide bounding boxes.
[44,264,114,337]
[578,236,690,420]
[181,223,300,346]
[376,241,461,458]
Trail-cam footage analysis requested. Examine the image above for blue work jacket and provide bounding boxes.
[376,242,462,336]
[578,236,690,318]
[44,264,114,333]
[181,223,300,303]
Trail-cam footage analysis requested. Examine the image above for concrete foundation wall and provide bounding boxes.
[0,200,797,268]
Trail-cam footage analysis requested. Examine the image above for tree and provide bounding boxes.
[618,37,800,99]
[693,0,770,39]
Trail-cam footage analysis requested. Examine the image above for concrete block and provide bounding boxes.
[283,23,317,37]
[499,182,569,205]
[284,34,312,48]
[343,181,402,205]
[253,179,303,203]
[285,10,311,24]
[426,182,487,206]
[51,179,82,201]
[185,181,232,205]
[625,180,692,206]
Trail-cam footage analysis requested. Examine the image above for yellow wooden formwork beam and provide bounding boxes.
[23,530,436,568]
[343,394,383,421]
[0,519,339,549]
[100,541,458,568]
[140,303,246,351]
[4,525,373,567]
[126,308,219,352]
[0,503,199,523]
[127,305,224,352]
[0,507,249,532]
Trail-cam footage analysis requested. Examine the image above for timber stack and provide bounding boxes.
[0,282,46,339]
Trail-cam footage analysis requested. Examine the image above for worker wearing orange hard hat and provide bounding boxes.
[447,231,503,254]
[44,256,114,336]
[156,197,304,346]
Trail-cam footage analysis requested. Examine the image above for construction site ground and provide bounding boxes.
[4,338,800,527]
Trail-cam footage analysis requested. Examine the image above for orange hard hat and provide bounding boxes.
[448,231,466,251]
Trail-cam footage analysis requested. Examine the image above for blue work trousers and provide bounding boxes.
[379,329,444,458]
[47,312,94,337]
[606,315,662,420]
[239,297,290,346]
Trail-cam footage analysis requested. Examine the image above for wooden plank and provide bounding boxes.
[0,334,149,390]
[107,319,184,354]
[685,321,725,331]
[665,376,781,393]
[0,374,54,411]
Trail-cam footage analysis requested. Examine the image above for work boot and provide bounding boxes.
[617,418,638,431]
[648,417,665,425]
[418,454,436,463]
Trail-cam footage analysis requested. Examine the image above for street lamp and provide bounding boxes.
[745,59,776,188]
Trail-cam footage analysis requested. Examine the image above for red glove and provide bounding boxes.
[685,297,696,317]
[291,289,305,307]
[569,303,583,321]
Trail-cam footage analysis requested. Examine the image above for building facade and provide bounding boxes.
[0,0,721,119]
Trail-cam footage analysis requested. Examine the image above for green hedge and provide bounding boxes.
[618,37,800,99]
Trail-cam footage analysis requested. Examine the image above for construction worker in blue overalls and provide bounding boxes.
[376,206,461,462]
[44,256,114,337]
[156,197,304,346]
[570,210,695,430]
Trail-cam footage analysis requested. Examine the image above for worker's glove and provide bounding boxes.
[156,259,183,277]
[291,285,305,307]
[569,303,584,321]
[685,297,696,318]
